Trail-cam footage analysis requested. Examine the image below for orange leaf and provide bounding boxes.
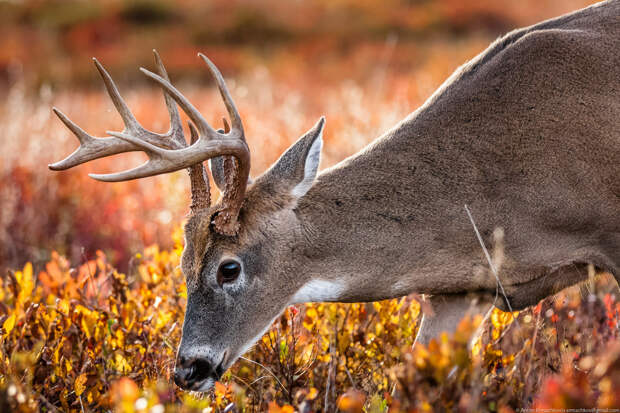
[267,401,282,413]
[337,389,366,413]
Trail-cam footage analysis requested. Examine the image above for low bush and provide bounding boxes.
[1,234,618,412]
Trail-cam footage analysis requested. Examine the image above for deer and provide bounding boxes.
[49,0,619,392]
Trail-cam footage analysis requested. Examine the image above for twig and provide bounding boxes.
[324,357,332,413]
[38,395,59,413]
[324,328,337,413]
[239,356,287,393]
[78,395,85,413]
[344,363,356,388]
[525,308,542,381]
[229,372,260,398]
[464,205,520,329]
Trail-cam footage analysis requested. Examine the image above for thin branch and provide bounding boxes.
[238,356,287,393]
[38,395,60,413]
[464,205,520,329]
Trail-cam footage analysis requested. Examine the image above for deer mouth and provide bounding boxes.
[191,376,216,392]
[189,351,228,392]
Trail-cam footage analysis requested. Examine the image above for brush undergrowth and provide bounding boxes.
[1,233,618,412]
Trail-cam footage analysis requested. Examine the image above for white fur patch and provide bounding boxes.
[291,132,323,198]
[290,279,345,304]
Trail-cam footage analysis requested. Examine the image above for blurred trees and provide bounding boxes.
[0,0,596,89]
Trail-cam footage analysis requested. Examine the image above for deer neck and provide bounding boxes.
[289,111,485,304]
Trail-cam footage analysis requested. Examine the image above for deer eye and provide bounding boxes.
[217,260,241,285]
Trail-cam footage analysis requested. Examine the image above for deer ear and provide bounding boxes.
[210,156,254,191]
[209,157,227,191]
[261,117,325,199]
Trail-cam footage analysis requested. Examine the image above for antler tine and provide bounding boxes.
[50,56,192,172]
[52,108,91,145]
[93,58,140,131]
[49,108,137,170]
[198,53,244,137]
[152,49,211,210]
[140,67,217,137]
[152,50,186,148]
[94,57,187,150]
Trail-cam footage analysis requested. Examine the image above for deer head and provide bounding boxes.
[49,51,325,391]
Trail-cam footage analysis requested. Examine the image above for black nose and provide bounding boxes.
[174,357,215,389]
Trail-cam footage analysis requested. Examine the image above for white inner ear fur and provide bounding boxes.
[290,131,323,198]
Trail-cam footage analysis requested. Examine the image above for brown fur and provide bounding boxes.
[176,1,619,388]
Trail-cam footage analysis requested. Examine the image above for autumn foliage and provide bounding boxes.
[1,0,618,411]
[1,241,619,411]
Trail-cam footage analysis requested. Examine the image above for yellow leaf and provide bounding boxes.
[491,309,518,329]
[471,335,483,358]
[77,305,98,339]
[3,314,16,335]
[154,310,173,330]
[108,353,131,374]
[307,387,319,400]
[22,262,33,284]
[65,358,73,374]
[303,307,318,330]
[15,262,35,308]
[57,299,70,316]
[75,373,87,396]
[18,262,34,295]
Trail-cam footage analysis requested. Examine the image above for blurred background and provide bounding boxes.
[0,0,597,272]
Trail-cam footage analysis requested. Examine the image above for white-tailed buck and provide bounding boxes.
[50,1,619,391]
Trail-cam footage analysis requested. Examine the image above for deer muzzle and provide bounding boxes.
[173,354,226,391]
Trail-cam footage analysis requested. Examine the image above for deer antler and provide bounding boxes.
[50,52,251,235]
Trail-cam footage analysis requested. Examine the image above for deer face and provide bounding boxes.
[48,52,324,393]
[173,119,325,391]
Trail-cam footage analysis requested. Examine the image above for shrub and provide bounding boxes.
[0,237,618,412]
